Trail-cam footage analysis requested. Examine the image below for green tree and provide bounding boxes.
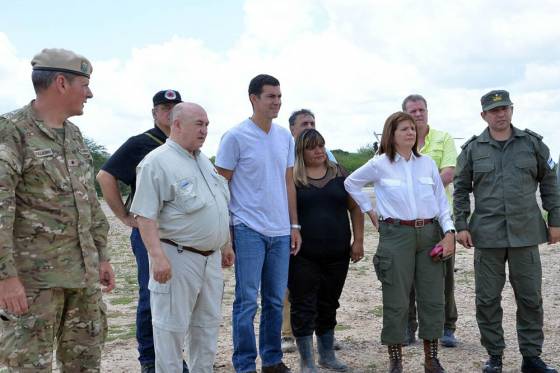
[84,137,110,196]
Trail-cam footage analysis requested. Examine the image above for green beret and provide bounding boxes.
[481,89,512,111]
[31,48,92,78]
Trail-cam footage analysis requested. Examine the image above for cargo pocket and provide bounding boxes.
[373,255,393,285]
[148,278,172,323]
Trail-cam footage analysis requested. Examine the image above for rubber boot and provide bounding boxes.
[316,330,348,371]
[296,336,318,373]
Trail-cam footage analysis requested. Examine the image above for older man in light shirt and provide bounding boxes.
[131,102,234,373]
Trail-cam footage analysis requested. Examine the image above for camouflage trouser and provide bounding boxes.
[0,286,107,372]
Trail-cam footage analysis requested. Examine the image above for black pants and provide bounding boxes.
[288,253,349,337]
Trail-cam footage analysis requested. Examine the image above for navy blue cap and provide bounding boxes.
[153,90,182,106]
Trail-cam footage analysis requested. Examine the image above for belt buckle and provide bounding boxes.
[414,219,425,228]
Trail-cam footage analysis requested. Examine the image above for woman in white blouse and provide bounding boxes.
[344,112,455,373]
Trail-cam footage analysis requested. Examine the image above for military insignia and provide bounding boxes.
[80,61,89,74]
[547,156,555,170]
[68,159,79,167]
[164,90,177,100]
[492,94,502,102]
[33,149,54,158]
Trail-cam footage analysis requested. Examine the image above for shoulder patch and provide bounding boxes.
[460,135,478,149]
[524,128,543,140]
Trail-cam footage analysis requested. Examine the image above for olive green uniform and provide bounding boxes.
[453,126,560,357]
[0,103,109,371]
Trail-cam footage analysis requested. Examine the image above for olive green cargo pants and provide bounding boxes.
[373,221,445,345]
[408,255,458,333]
[474,246,544,357]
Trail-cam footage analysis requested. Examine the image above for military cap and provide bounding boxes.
[31,48,92,78]
[481,89,513,111]
[153,90,183,106]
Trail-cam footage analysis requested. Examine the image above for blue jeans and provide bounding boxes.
[131,228,155,365]
[231,224,291,373]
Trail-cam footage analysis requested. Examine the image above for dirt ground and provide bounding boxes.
[2,201,558,373]
[97,202,560,373]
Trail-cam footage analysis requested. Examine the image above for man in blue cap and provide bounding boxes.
[97,89,188,373]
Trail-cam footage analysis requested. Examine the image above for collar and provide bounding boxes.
[394,151,418,163]
[166,138,200,159]
[477,124,523,143]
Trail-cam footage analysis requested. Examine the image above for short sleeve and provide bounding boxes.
[215,131,240,171]
[287,135,295,168]
[130,160,165,220]
[440,133,458,169]
[101,137,146,186]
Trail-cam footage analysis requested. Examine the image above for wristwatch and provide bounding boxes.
[444,229,456,235]
[290,224,301,230]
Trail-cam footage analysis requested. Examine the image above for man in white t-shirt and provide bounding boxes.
[216,74,302,373]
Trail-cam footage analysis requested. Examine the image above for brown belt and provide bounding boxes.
[383,218,434,228]
[160,239,214,257]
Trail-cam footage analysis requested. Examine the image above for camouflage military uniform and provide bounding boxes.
[0,102,109,371]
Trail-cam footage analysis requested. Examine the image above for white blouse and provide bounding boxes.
[344,152,455,232]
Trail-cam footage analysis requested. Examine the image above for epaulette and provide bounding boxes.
[524,128,543,140]
[460,135,478,149]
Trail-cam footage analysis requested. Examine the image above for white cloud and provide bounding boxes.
[1,0,560,159]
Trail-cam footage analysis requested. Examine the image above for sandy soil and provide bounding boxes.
[97,202,560,373]
[2,201,558,373]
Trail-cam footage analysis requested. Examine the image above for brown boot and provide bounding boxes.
[388,344,403,373]
[423,339,446,373]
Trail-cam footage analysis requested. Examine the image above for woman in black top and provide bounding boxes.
[289,129,364,373]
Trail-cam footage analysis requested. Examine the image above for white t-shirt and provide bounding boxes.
[216,118,295,236]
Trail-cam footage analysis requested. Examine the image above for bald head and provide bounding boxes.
[170,102,209,154]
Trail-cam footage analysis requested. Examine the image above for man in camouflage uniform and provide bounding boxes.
[0,48,114,372]
[454,89,559,373]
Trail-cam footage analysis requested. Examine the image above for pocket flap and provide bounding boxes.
[418,177,434,185]
[148,278,171,293]
[380,178,402,187]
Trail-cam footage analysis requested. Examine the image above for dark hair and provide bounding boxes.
[32,70,77,93]
[401,94,428,111]
[293,129,336,187]
[248,74,280,97]
[288,109,315,127]
[378,112,420,162]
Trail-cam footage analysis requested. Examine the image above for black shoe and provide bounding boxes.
[183,360,189,373]
[141,363,156,373]
[262,361,292,373]
[521,356,558,373]
[483,355,502,373]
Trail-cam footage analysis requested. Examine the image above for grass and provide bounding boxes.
[335,324,352,331]
[368,305,383,317]
[106,324,137,342]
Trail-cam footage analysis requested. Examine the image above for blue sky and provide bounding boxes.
[2,0,244,59]
[2,0,560,158]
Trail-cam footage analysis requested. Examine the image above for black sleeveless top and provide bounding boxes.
[296,164,351,261]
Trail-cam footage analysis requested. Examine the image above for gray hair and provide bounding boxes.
[288,109,315,127]
[31,70,76,93]
[401,94,428,111]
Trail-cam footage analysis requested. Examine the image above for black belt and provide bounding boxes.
[160,239,214,257]
[383,218,434,228]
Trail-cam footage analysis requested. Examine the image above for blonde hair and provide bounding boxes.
[293,129,336,187]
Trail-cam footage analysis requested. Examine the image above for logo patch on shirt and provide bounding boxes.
[547,156,555,170]
[33,149,54,158]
